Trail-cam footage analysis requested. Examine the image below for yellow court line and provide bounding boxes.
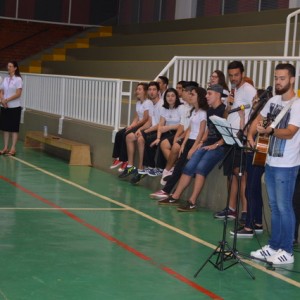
[0,207,127,211]
[10,156,300,288]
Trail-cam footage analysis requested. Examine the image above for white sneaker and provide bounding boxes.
[160,177,167,186]
[267,249,294,265]
[250,245,277,260]
[160,168,173,185]
[138,169,147,175]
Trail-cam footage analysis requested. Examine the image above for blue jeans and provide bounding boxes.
[183,146,225,177]
[265,164,299,253]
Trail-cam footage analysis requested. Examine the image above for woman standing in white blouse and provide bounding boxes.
[0,61,23,156]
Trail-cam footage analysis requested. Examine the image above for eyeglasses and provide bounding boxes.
[210,75,218,79]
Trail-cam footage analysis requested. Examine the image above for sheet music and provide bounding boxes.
[209,115,243,147]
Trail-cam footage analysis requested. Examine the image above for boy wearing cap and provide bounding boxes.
[158,84,226,211]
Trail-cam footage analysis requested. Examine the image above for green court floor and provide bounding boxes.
[0,141,300,299]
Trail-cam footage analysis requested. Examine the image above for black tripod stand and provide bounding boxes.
[194,116,255,279]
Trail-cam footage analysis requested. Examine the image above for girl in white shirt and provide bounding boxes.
[110,82,152,171]
[0,61,23,156]
[150,87,208,197]
[148,88,183,175]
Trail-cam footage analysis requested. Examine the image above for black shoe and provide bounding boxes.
[214,208,237,219]
[230,226,253,237]
[130,173,147,184]
[253,224,263,233]
[177,201,197,212]
[158,195,180,206]
[119,166,137,178]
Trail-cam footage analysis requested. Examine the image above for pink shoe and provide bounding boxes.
[110,159,123,169]
[149,190,169,200]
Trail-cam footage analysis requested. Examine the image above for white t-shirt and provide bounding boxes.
[160,104,185,126]
[260,95,300,167]
[136,99,153,120]
[188,109,207,140]
[180,103,193,130]
[0,75,23,108]
[227,82,256,132]
[151,98,164,126]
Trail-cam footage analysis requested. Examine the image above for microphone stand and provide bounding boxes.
[194,118,255,279]
[239,86,272,139]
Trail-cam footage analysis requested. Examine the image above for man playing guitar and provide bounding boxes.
[248,63,300,265]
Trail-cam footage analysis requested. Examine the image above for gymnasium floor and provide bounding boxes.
[0,140,300,300]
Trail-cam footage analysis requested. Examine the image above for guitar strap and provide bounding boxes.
[270,97,297,129]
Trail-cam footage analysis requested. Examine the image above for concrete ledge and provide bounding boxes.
[19,110,270,217]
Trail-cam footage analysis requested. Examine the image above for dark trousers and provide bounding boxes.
[163,139,195,194]
[142,131,158,168]
[112,127,139,162]
[245,152,265,228]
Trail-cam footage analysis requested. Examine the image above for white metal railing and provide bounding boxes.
[284,8,300,56]
[2,56,300,142]
[155,56,300,92]
[0,71,140,139]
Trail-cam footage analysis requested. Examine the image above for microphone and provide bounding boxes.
[228,104,250,114]
[230,83,236,97]
[229,83,236,105]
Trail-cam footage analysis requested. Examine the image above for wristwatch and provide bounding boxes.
[269,128,275,135]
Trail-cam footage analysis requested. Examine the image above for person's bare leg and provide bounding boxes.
[228,175,238,210]
[10,132,19,153]
[137,136,145,170]
[160,139,172,161]
[126,133,136,166]
[172,174,192,199]
[189,174,206,204]
[2,131,9,151]
[240,173,247,212]
[165,142,180,170]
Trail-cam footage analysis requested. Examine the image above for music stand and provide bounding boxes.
[194,115,255,279]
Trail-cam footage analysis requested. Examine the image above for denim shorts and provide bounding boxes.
[183,146,225,177]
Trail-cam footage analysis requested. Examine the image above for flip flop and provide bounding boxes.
[6,150,16,156]
[0,149,9,155]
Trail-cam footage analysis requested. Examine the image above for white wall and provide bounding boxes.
[289,0,300,8]
[175,0,197,20]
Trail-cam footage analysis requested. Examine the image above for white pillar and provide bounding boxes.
[175,0,197,20]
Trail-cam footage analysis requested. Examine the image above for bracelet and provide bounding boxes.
[269,128,275,135]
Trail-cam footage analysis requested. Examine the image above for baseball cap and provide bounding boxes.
[207,84,228,97]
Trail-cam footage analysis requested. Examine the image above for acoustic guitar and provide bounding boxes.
[252,117,274,166]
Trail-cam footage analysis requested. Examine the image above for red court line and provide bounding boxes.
[0,175,223,300]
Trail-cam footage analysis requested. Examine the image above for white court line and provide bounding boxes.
[0,207,127,211]
[10,156,300,288]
